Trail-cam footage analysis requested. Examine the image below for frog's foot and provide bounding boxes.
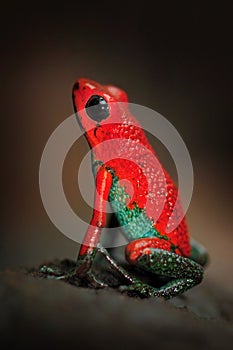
[119,277,198,300]
[119,281,159,298]
[39,261,107,288]
[39,265,67,279]
[39,264,77,281]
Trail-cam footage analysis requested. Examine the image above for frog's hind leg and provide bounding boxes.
[190,238,209,267]
[120,238,204,299]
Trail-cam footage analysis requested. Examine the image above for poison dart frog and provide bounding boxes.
[41,78,208,299]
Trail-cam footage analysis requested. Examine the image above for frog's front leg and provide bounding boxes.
[120,238,204,299]
[40,165,113,287]
[73,164,115,287]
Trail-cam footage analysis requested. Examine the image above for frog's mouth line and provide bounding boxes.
[94,125,101,138]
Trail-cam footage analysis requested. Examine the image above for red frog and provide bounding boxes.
[42,78,208,299]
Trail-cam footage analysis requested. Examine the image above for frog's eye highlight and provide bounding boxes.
[85,95,109,122]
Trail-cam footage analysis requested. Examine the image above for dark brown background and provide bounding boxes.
[1,2,233,297]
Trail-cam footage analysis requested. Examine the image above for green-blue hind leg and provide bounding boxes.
[120,247,204,299]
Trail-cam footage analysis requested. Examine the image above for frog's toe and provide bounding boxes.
[39,265,64,278]
[85,271,109,288]
[119,282,158,298]
[39,265,78,281]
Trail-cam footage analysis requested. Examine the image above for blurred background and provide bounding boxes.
[1,2,233,294]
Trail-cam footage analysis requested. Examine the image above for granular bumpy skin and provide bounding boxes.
[71,78,208,298]
[123,249,203,299]
[97,127,191,258]
[39,78,208,299]
[137,249,203,281]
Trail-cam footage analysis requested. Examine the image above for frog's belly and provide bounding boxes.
[109,175,164,241]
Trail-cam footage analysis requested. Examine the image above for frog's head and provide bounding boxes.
[72,78,130,147]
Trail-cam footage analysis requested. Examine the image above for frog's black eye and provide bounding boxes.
[85,95,109,122]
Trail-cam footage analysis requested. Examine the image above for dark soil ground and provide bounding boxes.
[1,257,232,350]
